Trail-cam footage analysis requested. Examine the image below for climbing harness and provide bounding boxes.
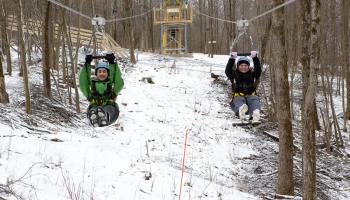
[232,92,257,97]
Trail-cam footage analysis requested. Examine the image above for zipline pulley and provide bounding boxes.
[92,16,106,32]
[230,19,256,53]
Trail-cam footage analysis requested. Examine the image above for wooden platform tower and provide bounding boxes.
[154,0,192,55]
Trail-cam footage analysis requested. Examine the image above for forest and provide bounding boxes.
[0,0,350,200]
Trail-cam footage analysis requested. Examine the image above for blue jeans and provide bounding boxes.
[230,95,261,116]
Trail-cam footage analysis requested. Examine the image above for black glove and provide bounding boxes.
[85,54,93,65]
[105,53,116,64]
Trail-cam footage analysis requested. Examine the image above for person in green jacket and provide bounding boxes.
[79,53,124,127]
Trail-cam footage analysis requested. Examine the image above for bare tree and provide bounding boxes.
[208,0,214,58]
[0,0,12,76]
[302,0,320,199]
[271,0,294,195]
[148,0,154,52]
[227,0,236,51]
[62,4,80,114]
[0,50,9,103]
[16,0,31,113]
[42,0,52,98]
[341,0,350,125]
[124,0,136,64]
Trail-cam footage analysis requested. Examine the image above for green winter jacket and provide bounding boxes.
[79,63,124,105]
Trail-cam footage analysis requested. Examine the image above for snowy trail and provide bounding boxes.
[0,53,259,200]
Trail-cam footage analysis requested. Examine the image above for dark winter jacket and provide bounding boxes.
[225,57,261,95]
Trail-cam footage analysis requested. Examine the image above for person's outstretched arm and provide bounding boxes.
[79,55,93,100]
[225,52,237,82]
[252,57,261,80]
[112,63,124,95]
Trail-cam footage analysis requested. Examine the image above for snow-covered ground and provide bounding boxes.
[0,52,264,200]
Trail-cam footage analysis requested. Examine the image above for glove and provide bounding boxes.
[85,54,93,65]
[230,52,238,59]
[251,51,257,58]
[105,53,116,64]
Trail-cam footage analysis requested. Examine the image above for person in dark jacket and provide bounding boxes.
[225,51,261,122]
[79,53,124,127]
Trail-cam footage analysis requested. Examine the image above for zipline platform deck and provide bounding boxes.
[6,15,129,60]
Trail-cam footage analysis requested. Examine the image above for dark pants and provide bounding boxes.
[87,103,119,126]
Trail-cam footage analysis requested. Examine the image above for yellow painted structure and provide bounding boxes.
[154,0,192,55]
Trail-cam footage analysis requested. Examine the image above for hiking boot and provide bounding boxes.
[93,122,99,127]
[90,113,97,120]
[88,110,99,126]
[97,108,105,117]
[96,108,108,126]
[100,120,107,126]
[239,104,248,120]
[252,109,261,123]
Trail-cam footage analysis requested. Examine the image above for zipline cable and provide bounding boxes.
[249,0,297,22]
[48,0,152,23]
[194,0,297,24]
[105,9,153,23]
[47,0,92,20]
[193,9,237,24]
[48,0,297,26]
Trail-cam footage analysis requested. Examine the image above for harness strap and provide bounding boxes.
[90,79,116,106]
[232,91,257,97]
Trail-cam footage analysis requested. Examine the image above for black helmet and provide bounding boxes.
[237,57,250,67]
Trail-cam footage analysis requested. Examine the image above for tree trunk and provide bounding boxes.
[302,0,320,199]
[62,9,80,114]
[0,50,9,103]
[271,0,294,195]
[16,0,31,113]
[228,0,236,52]
[199,0,204,52]
[42,0,52,98]
[342,0,350,124]
[0,0,12,76]
[149,0,154,52]
[125,0,136,64]
[209,0,214,58]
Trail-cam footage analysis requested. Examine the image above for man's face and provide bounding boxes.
[238,63,249,73]
[96,68,108,80]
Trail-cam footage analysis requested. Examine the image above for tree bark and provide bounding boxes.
[302,0,320,199]
[0,50,9,103]
[0,0,12,76]
[62,9,80,114]
[42,0,52,98]
[16,0,31,113]
[271,0,294,195]
[124,0,136,64]
[228,0,236,52]
[149,0,154,52]
[341,0,350,123]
